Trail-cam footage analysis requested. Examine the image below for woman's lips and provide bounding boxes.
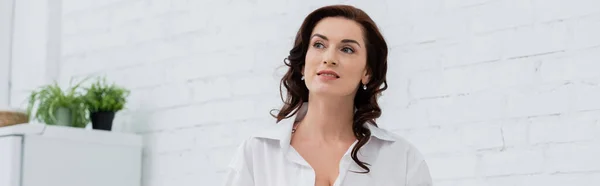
[316,70,340,79]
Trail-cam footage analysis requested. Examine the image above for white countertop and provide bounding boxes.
[0,123,142,147]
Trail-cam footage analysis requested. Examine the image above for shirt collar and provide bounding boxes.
[254,102,397,143]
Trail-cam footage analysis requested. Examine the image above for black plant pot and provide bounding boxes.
[90,111,116,131]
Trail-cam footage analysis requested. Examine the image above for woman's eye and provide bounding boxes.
[342,47,354,54]
[313,42,325,49]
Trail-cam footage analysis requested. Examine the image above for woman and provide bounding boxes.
[224,4,432,186]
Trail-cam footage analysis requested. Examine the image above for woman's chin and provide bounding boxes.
[309,86,353,97]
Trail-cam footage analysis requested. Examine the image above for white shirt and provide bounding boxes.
[223,103,432,186]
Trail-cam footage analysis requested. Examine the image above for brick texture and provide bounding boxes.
[10,0,600,185]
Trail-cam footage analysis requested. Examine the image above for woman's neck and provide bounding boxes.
[295,94,356,143]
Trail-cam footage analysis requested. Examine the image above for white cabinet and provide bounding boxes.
[0,135,21,186]
[0,124,142,186]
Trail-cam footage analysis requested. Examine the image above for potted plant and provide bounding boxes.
[83,77,130,131]
[26,79,89,128]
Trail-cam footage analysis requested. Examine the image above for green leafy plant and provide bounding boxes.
[83,77,130,113]
[26,79,89,128]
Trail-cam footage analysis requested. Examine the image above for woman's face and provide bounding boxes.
[303,17,370,97]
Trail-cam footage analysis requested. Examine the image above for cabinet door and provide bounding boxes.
[0,136,22,186]
[22,135,142,186]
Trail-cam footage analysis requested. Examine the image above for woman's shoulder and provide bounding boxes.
[235,122,290,148]
[375,127,433,184]
[367,124,418,148]
[368,124,427,161]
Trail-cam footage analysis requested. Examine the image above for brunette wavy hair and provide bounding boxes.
[272,5,388,173]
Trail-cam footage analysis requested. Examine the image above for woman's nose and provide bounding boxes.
[322,49,338,66]
[323,60,337,65]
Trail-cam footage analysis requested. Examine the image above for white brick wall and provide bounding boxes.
[10,0,600,185]
[7,0,63,107]
[0,0,13,106]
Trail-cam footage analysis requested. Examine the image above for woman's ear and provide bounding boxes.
[362,68,371,85]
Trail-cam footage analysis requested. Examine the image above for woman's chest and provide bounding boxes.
[251,147,407,186]
[294,144,349,186]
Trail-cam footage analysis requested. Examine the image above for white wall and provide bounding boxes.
[8,0,62,108]
[0,0,14,106]
[11,0,600,185]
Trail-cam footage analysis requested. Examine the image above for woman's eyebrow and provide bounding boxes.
[341,39,361,48]
[311,34,328,40]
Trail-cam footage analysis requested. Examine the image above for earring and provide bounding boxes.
[301,75,305,80]
[363,84,367,90]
